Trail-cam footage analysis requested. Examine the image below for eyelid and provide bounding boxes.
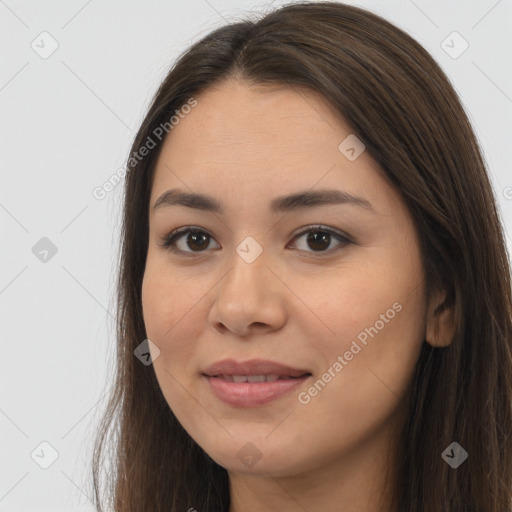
[290,224,353,244]
[159,224,353,256]
[158,225,218,257]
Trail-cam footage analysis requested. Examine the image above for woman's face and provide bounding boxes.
[141,79,428,477]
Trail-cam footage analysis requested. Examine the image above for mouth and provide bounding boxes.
[202,358,311,378]
[207,373,311,382]
[201,359,312,407]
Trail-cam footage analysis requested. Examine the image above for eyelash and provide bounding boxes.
[158,224,353,257]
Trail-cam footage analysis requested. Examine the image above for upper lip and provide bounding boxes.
[202,358,311,378]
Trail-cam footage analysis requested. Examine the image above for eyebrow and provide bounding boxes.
[152,188,375,214]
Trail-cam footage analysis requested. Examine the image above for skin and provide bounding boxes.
[141,79,455,511]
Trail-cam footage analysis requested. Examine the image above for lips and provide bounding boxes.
[202,358,311,379]
[202,358,312,407]
[217,374,292,383]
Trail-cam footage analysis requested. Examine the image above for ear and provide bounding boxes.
[425,289,457,348]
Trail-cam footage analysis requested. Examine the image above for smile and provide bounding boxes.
[213,374,304,382]
[203,373,311,407]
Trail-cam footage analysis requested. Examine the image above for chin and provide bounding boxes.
[199,435,313,477]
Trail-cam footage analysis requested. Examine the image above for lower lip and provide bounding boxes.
[204,375,311,407]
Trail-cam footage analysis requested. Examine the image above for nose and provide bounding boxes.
[208,246,287,338]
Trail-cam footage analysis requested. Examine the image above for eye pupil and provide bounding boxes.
[187,231,209,251]
[307,231,330,251]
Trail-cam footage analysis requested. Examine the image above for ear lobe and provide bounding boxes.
[425,291,457,348]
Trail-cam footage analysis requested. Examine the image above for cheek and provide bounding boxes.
[290,263,426,458]
[141,265,204,424]
[141,250,202,337]
[334,302,424,416]
[141,261,198,366]
[305,239,427,393]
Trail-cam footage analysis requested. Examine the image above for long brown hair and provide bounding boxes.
[91,2,512,510]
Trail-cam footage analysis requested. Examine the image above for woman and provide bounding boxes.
[92,2,512,511]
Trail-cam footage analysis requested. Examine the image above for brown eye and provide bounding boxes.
[290,226,351,254]
[305,231,331,251]
[160,225,352,257]
[182,231,210,251]
[160,228,220,255]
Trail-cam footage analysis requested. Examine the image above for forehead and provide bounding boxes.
[149,79,399,218]
[169,79,351,148]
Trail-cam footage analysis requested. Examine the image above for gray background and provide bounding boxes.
[1,0,511,510]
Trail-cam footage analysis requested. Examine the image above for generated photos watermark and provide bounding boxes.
[298,301,403,405]
[92,97,197,200]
